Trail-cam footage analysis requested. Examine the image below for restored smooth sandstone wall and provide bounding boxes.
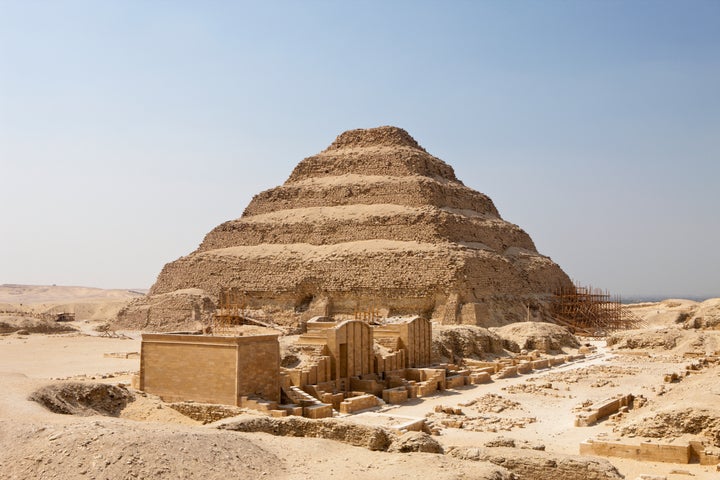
[140,334,280,405]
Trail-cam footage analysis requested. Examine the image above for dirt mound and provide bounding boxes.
[617,408,720,446]
[0,316,77,334]
[29,382,134,416]
[0,284,145,304]
[0,420,282,480]
[484,436,545,450]
[387,431,443,453]
[607,328,683,350]
[460,394,522,414]
[218,414,394,451]
[432,325,506,362]
[624,299,699,328]
[0,285,145,324]
[683,298,720,329]
[448,445,623,480]
[492,321,580,353]
[427,398,535,433]
[607,327,720,355]
[112,289,214,332]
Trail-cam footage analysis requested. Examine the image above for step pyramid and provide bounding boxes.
[117,126,572,331]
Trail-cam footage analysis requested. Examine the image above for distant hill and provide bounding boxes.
[622,294,715,304]
[0,284,146,305]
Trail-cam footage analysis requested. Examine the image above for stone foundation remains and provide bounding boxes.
[580,437,720,465]
[574,394,634,427]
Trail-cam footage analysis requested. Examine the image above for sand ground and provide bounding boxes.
[2,286,720,479]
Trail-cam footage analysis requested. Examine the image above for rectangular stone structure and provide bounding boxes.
[140,333,280,405]
[580,439,691,464]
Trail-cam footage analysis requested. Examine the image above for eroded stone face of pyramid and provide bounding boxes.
[117,126,573,331]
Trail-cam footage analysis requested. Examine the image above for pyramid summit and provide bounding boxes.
[117,126,573,331]
[285,126,455,185]
[323,126,427,152]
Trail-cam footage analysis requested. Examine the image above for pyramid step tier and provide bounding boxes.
[199,204,536,253]
[151,240,569,301]
[287,146,457,183]
[242,174,499,217]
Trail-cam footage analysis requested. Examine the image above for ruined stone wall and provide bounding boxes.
[450,446,624,480]
[198,207,534,253]
[116,291,214,331]
[149,244,462,300]
[287,147,457,182]
[241,177,500,218]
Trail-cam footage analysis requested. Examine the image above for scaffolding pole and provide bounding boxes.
[550,282,646,337]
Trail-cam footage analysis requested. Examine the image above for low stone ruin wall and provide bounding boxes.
[575,394,633,427]
[580,439,689,464]
[168,402,244,424]
[218,415,394,451]
[339,394,382,414]
[580,438,720,465]
[382,387,409,404]
[448,445,624,480]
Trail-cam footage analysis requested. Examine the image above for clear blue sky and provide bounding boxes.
[1,1,718,299]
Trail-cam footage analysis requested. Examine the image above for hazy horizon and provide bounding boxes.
[0,283,715,304]
[1,1,718,299]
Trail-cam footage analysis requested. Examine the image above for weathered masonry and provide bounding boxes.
[118,126,573,332]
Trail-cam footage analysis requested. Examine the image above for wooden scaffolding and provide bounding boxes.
[550,283,646,337]
[354,305,381,324]
[212,287,281,335]
[212,288,247,335]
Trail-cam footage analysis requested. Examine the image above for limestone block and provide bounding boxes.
[581,438,691,464]
[303,404,333,419]
[495,366,518,379]
[382,388,409,404]
[531,359,549,370]
[278,405,303,416]
[446,375,466,389]
[517,362,532,374]
[339,394,380,414]
[470,372,491,384]
[407,385,418,398]
[549,357,565,366]
[330,393,344,410]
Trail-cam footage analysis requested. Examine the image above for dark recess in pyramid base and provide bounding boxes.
[115,126,573,332]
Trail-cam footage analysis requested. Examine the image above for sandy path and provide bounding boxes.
[0,332,140,379]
